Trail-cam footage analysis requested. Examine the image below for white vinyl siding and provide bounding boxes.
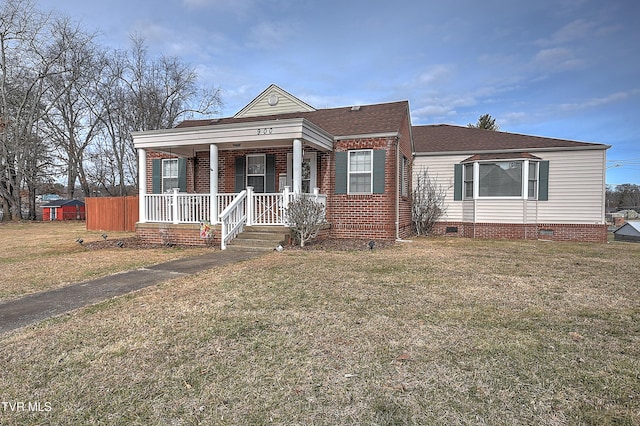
[536,150,606,224]
[413,155,467,221]
[414,149,606,225]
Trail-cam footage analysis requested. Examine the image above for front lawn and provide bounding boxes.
[0,221,211,302]
[1,236,638,424]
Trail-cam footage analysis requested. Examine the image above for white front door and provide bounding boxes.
[286,152,317,193]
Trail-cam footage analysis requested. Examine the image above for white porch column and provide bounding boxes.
[210,144,218,223]
[293,138,303,194]
[246,186,254,226]
[138,148,147,223]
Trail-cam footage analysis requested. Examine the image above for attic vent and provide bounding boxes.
[351,105,361,111]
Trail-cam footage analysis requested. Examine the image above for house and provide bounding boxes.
[132,84,610,247]
[132,85,414,248]
[41,199,86,221]
[613,221,640,242]
[413,125,610,243]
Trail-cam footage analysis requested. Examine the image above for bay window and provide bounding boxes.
[459,159,546,200]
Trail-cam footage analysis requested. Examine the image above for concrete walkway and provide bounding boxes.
[0,249,264,335]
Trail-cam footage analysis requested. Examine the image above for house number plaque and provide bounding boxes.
[257,127,273,135]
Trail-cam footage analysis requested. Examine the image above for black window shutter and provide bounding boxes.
[372,150,386,194]
[335,152,347,194]
[152,159,161,194]
[538,160,549,201]
[178,158,187,192]
[453,164,463,200]
[265,154,276,192]
[235,156,246,193]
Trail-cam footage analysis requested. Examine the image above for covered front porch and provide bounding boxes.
[133,118,333,249]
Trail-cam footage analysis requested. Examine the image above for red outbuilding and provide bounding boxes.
[41,199,86,221]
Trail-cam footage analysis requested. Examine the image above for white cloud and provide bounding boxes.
[535,19,594,46]
[558,90,640,111]
[416,65,454,86]
[533,47,584,71]
[246,20,297,50]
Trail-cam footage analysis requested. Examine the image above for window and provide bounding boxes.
[247,154,266,193]
[528,162,538,199]
[464,164,474,199]
[335,150,385,195]
[162,159,179,192]
[348,150,373,193]
[401,156,409,197]
[456,159,547,200]
[479,161,522,197]
[302,157,311,193]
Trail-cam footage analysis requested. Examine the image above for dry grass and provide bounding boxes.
[1,232,639,425]
[0,221,212,301]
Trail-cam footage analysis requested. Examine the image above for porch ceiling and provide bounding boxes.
[133,118,334,157]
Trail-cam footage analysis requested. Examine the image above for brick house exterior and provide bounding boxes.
[133,85,609,246]
[133,85,413,247]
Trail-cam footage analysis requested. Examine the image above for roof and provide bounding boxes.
[613,221,640,236]
[41,199,85,208]
[176,101,410,138]
[413,124,610,154]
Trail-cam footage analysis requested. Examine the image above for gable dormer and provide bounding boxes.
[234,84,316,118]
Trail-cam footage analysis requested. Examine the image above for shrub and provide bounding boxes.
[284,195,326,247]
[412,168,447,235]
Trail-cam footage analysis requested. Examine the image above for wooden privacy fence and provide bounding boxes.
[86,196,139,232]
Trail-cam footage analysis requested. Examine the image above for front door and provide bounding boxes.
[287,152,317,193]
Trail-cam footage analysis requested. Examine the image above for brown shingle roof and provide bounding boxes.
[176,101,410,137]
[413,124,609,153]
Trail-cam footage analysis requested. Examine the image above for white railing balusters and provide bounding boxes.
[142,188,327,247]
[219,190,248,250]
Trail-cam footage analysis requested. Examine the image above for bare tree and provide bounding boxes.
[90,35,223,195]
[0,0,77,220]
[42,18,101,199]
[412,167,447,235]
[284,195,326,247]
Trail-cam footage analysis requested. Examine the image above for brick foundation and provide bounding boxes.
[432,221,608,243]
[136,222,221,247]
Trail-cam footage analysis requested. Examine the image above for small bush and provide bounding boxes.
[284,196,326,247]
[412,168,447,235]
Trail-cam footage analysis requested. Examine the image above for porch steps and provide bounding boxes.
[226,226,289,252]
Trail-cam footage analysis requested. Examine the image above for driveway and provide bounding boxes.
[0,249,264,335]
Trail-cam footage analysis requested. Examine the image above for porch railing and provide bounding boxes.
[142,187,327,249]
[144,190,237,224]
[219,190,247,250]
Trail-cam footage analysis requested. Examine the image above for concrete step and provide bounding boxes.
[226,226,289,251]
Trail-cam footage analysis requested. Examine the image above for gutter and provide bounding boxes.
[413,144,612,157]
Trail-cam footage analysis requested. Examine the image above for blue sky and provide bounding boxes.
[47,0,640,186]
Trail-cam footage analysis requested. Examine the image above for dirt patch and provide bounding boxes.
[289,238,396,251]
[82,236,176,250]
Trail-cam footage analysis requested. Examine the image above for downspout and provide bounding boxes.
[395,136,400,240]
